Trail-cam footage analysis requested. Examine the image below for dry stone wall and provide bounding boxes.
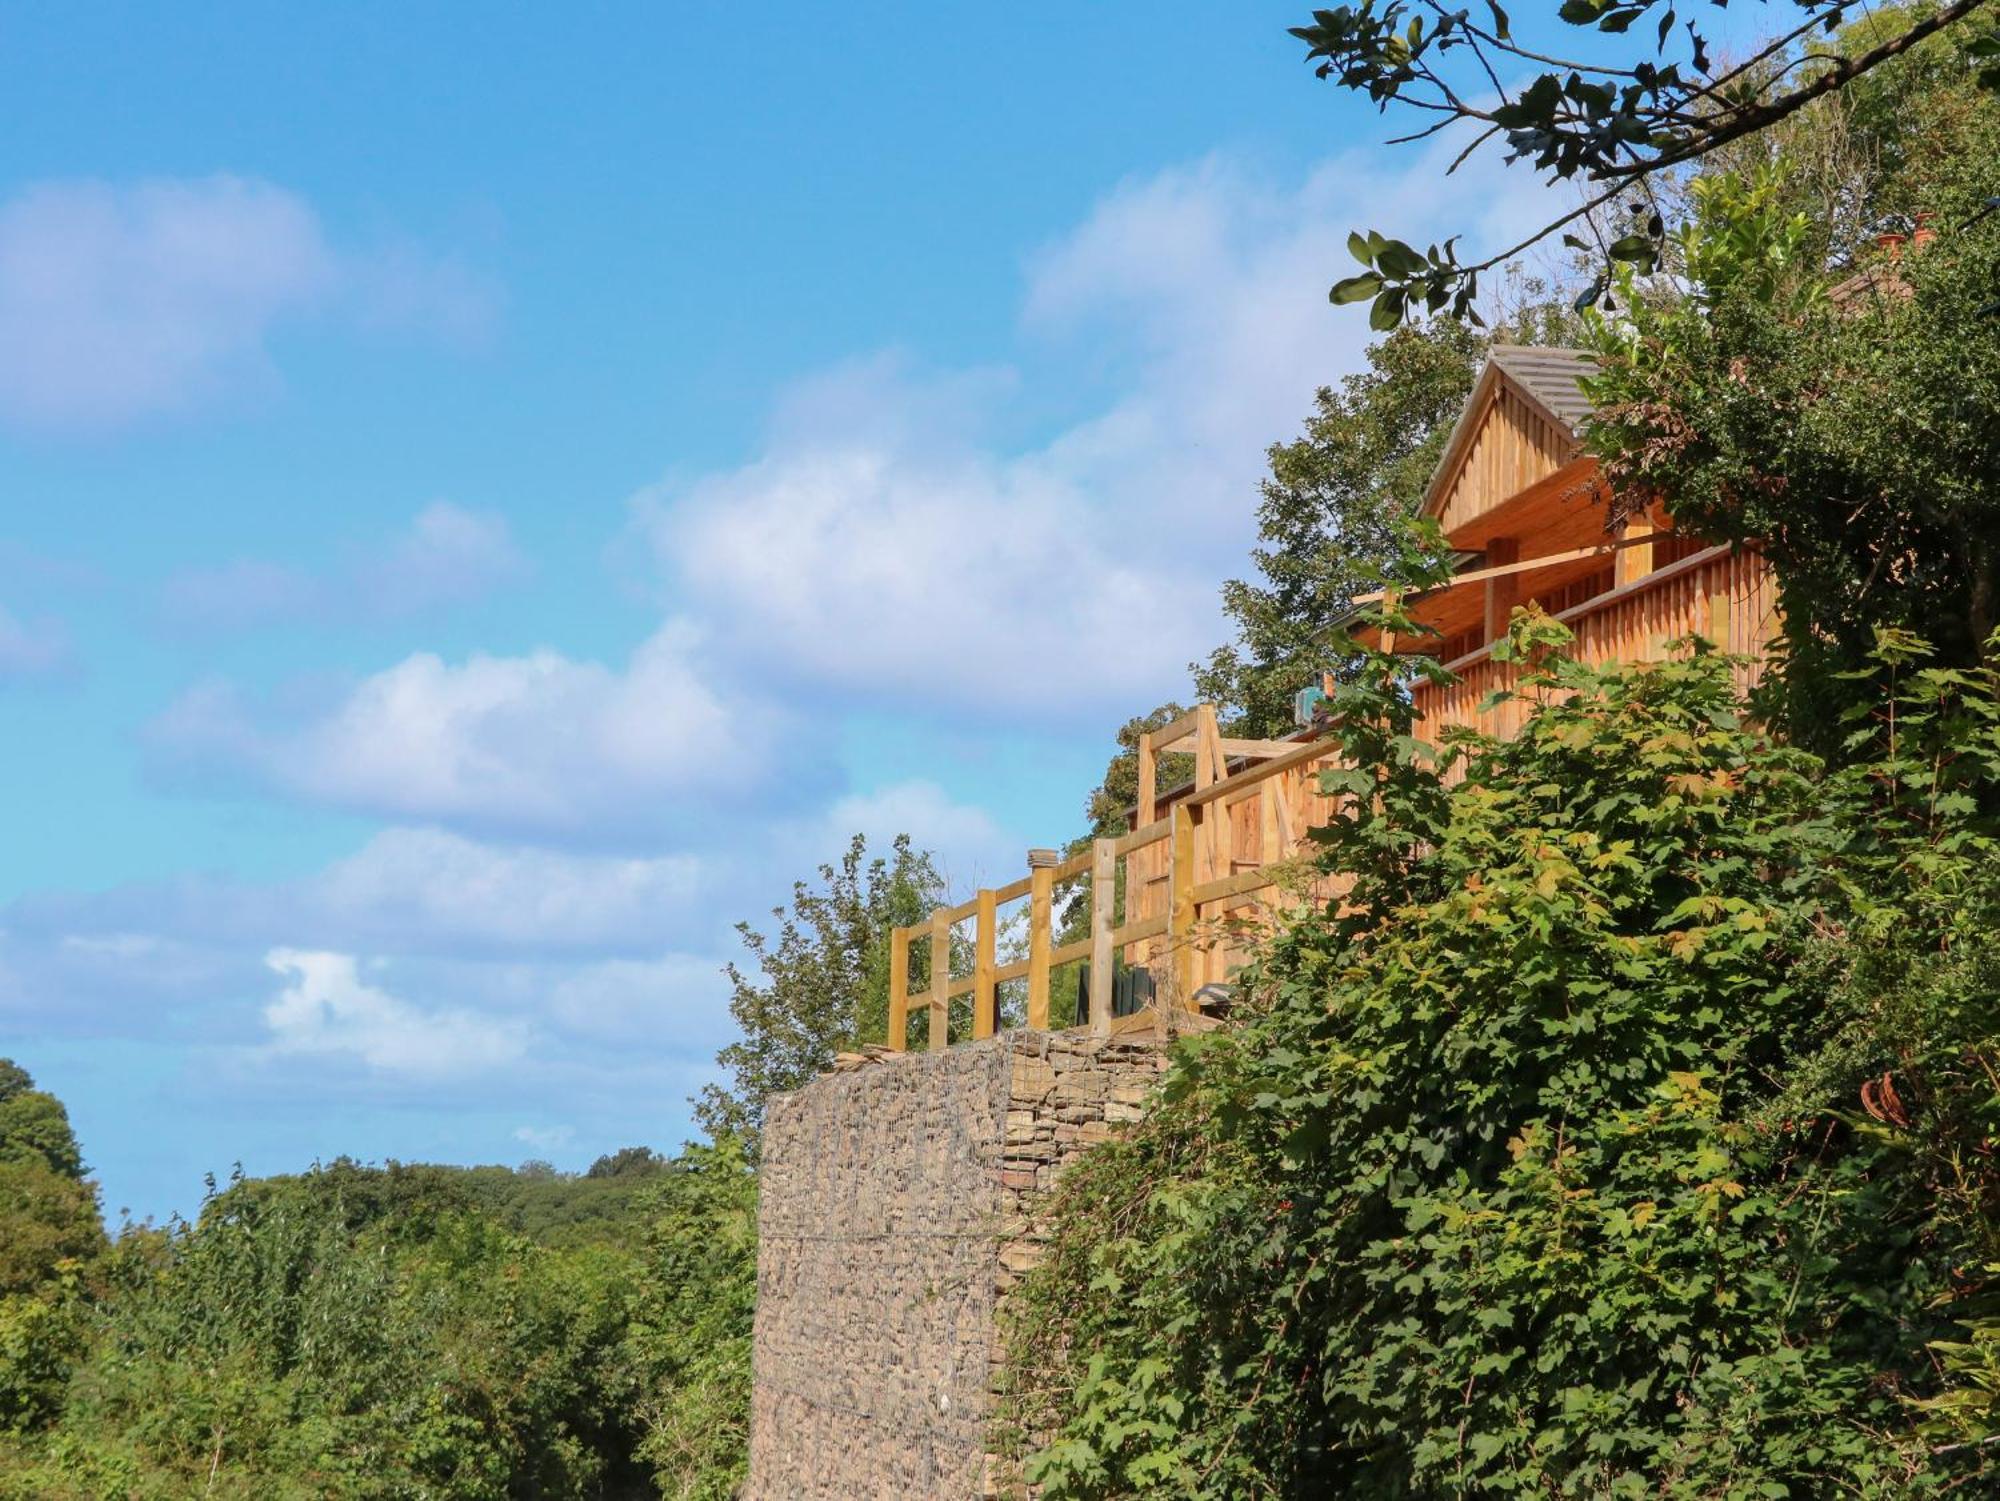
[747,1029,1168,1500]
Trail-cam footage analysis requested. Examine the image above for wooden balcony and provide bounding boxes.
[883,541,1779,1054]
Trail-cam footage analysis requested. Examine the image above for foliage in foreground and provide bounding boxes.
[1003,618,2000,1496]
[1582,30,2000,756]
[0,1139,758,1500]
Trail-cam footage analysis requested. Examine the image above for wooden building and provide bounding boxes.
[885,346,1780,1051]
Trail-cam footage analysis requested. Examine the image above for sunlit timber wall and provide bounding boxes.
[746,1030,1168,1500]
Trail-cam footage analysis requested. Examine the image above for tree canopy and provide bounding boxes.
[696,831,947,1142]
[1297,0,1998,326]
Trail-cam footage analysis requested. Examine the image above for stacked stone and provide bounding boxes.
[994,1032,1166,1293]
[745,1029,1168,1501]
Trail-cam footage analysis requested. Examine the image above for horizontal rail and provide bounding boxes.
[1182,730,1343,808]
[991,873,1034,905]
[1192,868,1278,905]
[1112,912,1169,946]
[1114,817,1170,856]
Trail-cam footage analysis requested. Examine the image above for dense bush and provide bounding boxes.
[0,1139,758,1500]
[1003,619,2000,1496]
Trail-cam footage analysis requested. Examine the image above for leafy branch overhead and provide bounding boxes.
[1299,0,1994,324]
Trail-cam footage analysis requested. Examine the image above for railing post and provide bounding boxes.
[886,924,909,1051]
[1089,837,1114,1034]
[973,888,997,1040]
[928,907,950,1051]
[1026,849,1056,1031]
[1135,733,1157,825]
[1171,801,1199,1011]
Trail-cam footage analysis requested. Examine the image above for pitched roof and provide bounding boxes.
[1488,344,1596,430]
[1420,344,1597,518]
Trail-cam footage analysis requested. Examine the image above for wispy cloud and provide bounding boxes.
[0,175,498,433]
[159,502,529,632]
[640,145,1561,724]
[260,948,529,1078]
[0,602,73,681]
[145,621,794,843]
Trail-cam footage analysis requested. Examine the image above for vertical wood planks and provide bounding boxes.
[928,908,950,1051]
[886,926,909,1051]
[1089,838,1114,1034]
[972,889,997,1039]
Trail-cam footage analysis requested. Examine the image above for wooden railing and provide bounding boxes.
[884,720,1352,1048]
[884,543,1778,1053]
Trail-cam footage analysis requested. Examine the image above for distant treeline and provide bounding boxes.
[0,1069,754,1500]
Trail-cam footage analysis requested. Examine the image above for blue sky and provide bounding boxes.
[0,2,1589,1222]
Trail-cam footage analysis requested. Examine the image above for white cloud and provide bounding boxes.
[642,144,1564,722]
[817,779,1016,887]
[310,828,705,951]
[512,1124,575,1153]
[160,502,528,631]
[0,602,72,680]
[546,953,734,1048]
[148,621,787,841]
[0,175,496,432]
[355,502,526,616]
[260,948,527,1077]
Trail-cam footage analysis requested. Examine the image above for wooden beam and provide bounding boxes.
[1089,838,1114,1034]
[1135,731,1157,826]
[972,888,997,1040]
[1259,778,1281,867]
[1113,816,1171,857]
[1483,536,1520,646]
[1352,533,1660,609]
[990,873,1034,905]
[1183,730,1342,809]
[1027,858,1054,1030]
[1049,936,1090,967]
[1218,737,1304,759]
[1150,708,1208,754]
[1616,512,1658,588]
[1170,802,1198,1011]
[1195,706,1223,789]
[928,908,950,1051]
[1110,912,1169,945]
[886,925,910,1051]
[1192,867,1278,905]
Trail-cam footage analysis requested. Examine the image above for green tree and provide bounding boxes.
[626,1136,758,1500]
[0,1059,86,1182]
[1004,619,2000,1495]
[1290,0,1996,325]
[1192,319,1487,734]
[696,832,948,1142]
[1581,24,2000,751]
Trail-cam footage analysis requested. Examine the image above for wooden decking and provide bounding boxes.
[882,542,1779,1053]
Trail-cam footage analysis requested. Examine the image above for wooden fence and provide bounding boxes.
[884,543,1778,1052]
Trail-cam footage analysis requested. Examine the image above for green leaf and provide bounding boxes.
[1348,230,1375,267]
[1486,0,1511,38]
[1332,273,1385,305]
[1369,287,1407,329]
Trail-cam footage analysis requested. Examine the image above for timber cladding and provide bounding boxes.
[747,1030,1168,1499]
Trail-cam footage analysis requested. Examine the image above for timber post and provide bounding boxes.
[928,907,950,1051]
[1026,849,1057,1030]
